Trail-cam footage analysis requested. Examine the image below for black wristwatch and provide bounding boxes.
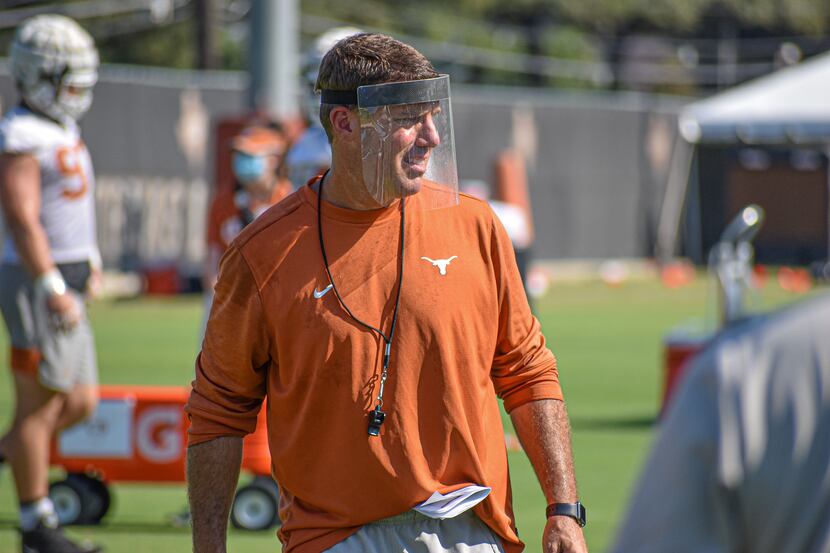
[546,502,587,527]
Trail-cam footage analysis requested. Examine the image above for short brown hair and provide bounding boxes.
[315,33,439,142]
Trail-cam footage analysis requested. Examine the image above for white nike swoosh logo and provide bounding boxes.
[313,284,333,299]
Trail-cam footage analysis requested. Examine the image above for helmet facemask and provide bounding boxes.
[10,15,99,125]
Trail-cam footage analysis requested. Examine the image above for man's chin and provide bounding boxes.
[392,174,422,198]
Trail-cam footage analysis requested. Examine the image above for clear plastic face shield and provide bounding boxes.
[326,75,458,209]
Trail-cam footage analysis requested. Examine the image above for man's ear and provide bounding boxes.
[329,106,355,137]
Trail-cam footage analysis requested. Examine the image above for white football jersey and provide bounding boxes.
[0,106,97,265]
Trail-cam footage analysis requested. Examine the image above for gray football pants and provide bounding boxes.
[324,510,505,553]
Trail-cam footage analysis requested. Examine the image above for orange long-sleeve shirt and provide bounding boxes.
[186,179,563,553]
[206,180,293,253]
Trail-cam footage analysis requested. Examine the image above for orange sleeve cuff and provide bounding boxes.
[502,381,563,414]
[185,404,257,448]
[186,428,245,448]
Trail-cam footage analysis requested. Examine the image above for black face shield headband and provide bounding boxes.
[319,75,450,108]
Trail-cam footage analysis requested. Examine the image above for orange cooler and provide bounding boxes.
[661,333,710,416]
[51,385,271,482]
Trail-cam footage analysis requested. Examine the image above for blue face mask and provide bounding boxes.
[232,152,267,185]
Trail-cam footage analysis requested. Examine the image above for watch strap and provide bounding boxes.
[546,502,586,527]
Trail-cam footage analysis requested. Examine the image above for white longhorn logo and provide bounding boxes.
[421,256,458,276]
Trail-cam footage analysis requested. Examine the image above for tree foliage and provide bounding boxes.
[2,0,826,85]
[448,0,829,33]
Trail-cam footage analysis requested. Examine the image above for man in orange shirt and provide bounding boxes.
[187,33,587,553]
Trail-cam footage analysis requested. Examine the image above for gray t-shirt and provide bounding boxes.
[611,292,830,553]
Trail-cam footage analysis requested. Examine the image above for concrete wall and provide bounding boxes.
[0,62,689,270]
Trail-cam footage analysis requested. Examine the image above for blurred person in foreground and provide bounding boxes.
[611,291,830,553]
[186,33,587,553]
[200,124,291,338]
[0,14,102,553]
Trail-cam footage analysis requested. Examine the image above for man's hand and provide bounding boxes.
[86,267,103,299]
[46,291,82,331]
[34,269,82,332]
[543,516,588,553]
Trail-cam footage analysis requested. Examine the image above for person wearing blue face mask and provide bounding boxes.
[232,150,271,189]
[200,124,291,339]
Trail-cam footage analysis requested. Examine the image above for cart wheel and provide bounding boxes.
[231,477,280,530]
[49,474,110,526]
[81,476,111,524]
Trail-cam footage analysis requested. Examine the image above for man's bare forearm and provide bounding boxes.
[509,399,578,504]
[9,221,54,277]
[187,436,243,553]
[0,153,53,277]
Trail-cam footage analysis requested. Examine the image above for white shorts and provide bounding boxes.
[324,510,505,553]
[0,263,97,391]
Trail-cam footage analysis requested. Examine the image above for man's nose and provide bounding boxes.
[416,113,441,147]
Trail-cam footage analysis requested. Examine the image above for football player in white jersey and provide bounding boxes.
[0,14,102,553]
[285,27,362,189]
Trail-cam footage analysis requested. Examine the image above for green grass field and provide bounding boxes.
[0,275,817,553]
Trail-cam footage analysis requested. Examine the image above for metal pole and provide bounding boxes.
[655,134,695,261]
[716,20,738,90]
[196,0,218,70]
[248,0,299,119]
[826,144,830,261]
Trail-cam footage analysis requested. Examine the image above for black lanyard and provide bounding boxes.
[316,174,405,436]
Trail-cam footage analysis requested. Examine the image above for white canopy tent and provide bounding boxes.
[680,50,830,144]
[657,50,830,260]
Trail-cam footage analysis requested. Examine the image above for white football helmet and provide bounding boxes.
[10,14,99,124]
[301,26,362,122]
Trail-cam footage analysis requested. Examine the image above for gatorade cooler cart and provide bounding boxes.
[660,204,765,414]
[49,385,279,531]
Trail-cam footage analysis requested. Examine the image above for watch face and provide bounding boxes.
[576,502,587,527]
